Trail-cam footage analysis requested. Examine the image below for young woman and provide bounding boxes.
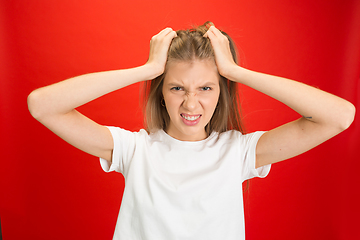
[27,22,355,240]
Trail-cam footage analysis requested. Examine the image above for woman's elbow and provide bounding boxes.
[27,89,45,120]
[339,101,356,131]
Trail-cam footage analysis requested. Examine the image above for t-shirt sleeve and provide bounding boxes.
[99,126,137,174]
[240,131,271,182]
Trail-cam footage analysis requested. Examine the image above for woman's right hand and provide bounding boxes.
[146,27,177,77]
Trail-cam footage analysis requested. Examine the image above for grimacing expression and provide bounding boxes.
[162,59,220,141]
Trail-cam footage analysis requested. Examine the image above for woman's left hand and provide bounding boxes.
[203,25,238,78]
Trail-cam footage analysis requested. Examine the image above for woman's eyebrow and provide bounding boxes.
[165,80,218,87]
[200,82,217,86]
[166,82,183,87]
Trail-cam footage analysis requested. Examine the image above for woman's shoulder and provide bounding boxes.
[104,126,150,141]
[218,129,266,143]
[217,129,243,139]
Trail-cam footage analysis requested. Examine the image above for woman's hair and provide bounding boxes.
[143,21,245,135]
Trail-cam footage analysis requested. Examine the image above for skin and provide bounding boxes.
[28,26,355,169]
[162,60,220,141]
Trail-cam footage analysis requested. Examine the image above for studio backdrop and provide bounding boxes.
[1,0,359,239]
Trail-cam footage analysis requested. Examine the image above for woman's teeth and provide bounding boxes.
[181,114,200,121]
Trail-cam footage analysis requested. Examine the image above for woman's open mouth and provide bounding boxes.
[180,113,202,126]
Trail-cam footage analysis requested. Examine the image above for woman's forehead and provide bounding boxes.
[164,60,219,86]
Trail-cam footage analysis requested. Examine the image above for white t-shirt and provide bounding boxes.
[100,127,271,240]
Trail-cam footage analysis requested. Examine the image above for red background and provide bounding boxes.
[1,0,359,239]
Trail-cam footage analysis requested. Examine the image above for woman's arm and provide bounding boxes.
[205,25,356,168]
[28,27,177,162]
[227,68,355,168]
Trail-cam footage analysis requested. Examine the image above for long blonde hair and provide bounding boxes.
[143,22,245,135]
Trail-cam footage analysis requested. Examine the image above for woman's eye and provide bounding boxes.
[171,87,183,91]
[201,87,212,91]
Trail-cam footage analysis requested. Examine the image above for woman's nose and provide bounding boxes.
[182,92,198,110]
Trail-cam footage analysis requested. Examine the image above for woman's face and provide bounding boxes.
[162,59,220,141]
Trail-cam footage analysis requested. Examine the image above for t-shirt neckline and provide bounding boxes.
[158,129,218,146]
